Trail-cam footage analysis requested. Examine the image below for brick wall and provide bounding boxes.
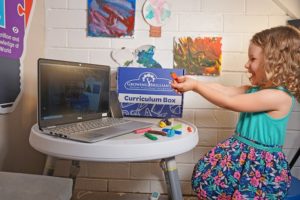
[45,0,300,195]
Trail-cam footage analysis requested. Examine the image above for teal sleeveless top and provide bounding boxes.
[235,86,295,152]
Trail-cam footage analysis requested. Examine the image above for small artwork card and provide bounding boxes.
[88,0,136,38]
[173,37,222,76]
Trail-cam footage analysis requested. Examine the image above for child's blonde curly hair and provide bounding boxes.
[251,25,300,102]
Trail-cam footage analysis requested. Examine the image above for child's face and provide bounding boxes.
[245,43,267,86]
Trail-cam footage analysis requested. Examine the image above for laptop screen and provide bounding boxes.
[38,58,110,128]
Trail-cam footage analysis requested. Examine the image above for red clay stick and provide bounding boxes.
[135,127,152,134]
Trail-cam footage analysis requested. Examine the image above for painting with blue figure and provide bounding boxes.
[88,0,136,38]
[135,45,162,68]
[111,45,162,68]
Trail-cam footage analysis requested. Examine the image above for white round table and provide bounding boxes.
[29,119,198,200]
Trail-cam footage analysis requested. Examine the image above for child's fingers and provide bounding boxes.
[172,87,182,94]
[170,72,186,83]
[170,81,177,89]
[171,81,180,91]
[171,81,184,94]
[176,76,186,83]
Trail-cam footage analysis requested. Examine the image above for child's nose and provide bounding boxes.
[244,61,250,69]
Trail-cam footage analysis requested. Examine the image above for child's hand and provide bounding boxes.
[171,76,197,93]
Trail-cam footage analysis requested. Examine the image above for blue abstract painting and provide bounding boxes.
[88,0,136,38]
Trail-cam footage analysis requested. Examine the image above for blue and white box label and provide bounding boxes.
[117,67,184,118]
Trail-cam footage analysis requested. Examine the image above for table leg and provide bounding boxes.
[43,156,57,176]
[160,157,183,200]
[69,160,80,190]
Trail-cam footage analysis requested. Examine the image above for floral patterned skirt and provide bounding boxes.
[191,136,291,200]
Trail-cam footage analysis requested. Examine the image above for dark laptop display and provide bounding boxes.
[37,58,153,143]
[38,58,110,128]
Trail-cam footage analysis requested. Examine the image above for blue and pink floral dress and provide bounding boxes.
[192,87,294,199]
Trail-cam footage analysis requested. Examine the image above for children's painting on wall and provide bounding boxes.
[173,37,222,76]
[142,0,171,37]
[111,45,162,68]
[88,0,136,38]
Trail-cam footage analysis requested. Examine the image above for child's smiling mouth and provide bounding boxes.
[247,71,254,82]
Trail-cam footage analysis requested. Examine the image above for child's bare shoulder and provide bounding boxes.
[258,88,292,103]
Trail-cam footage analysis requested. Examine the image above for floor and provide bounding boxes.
[72,191,198,200]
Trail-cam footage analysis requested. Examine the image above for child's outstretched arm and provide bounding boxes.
[171,76,249,96]
[171,76,291,114]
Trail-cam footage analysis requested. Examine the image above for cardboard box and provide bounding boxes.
[117,67,184,118]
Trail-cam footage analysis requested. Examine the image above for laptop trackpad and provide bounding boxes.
[85,121,152,140]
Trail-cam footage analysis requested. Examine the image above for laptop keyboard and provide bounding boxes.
[47,118,130,135]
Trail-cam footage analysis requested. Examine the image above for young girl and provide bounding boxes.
[171,26,300,199]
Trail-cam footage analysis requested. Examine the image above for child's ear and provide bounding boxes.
[265,69,274,82]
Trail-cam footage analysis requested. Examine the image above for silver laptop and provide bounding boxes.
[37,58,153,143]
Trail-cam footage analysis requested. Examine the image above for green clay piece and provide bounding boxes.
[144,133,158,141]
[171,124,182,130]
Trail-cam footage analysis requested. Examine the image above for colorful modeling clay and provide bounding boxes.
[187,126,192,132]
[144,133,158,140]
[170,72,178,81]
[147,130,167,136]
[171,124,182,130]
[174,130,182,135]
[159,121,167,128]
[164,118,172,126]
[162,128,181,134]
[135,127,152,134]
[166,129,175,137]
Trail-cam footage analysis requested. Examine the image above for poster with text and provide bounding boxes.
[0,0,34,113]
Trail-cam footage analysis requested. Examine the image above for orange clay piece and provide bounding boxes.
[170,72,178,81]
[187,126,192,132]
